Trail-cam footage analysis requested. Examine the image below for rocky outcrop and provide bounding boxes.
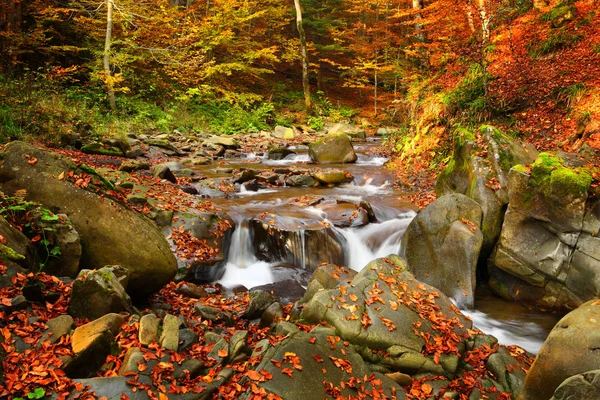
[436,126,538,255]
[520,300,600,400]
[308,133,357,164]
[401,194,483,307]
[0,142,177,297]
[490,153,598,309]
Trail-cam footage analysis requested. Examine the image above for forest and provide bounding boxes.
[1,0,597,156]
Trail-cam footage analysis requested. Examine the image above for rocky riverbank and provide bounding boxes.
[0,123,599,399]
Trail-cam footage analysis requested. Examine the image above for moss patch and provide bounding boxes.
[0,244,26,262]
[529,152,592,197]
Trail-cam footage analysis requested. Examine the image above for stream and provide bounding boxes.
[188,140,561,354]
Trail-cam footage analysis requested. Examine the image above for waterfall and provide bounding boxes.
[227,217,257,268]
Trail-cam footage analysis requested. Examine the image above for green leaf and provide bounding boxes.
[27,388,46,399]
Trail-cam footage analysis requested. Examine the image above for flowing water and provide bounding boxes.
[190,141,562,354]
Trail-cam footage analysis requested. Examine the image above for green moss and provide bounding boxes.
[76,165,117,191]
[529,152,592,197]
[512,164,528,174]
[541,5,577,23]
[0,244,25,262]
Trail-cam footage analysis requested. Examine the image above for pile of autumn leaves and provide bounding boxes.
[0,260,534,400]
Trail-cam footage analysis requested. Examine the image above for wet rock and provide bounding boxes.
[401,194,483,308]
[270,264,313,286]
[260,302,284,328]
[520,300,600,400]
[139,314,160,346]
[176,282,208,299]
[180,185,199,195]
[69,267,132,320]
[10,295,27,311]
[310,169,350,184]
[118,347,145,376]
[251,214,345,272]
[268,148,295,160]
[81,142,124,157]
[178,328,198,352]
[252,279,306,305]
[0,215,36,270]
[43,214,82,278]
[315,200,369,227]
[285,174,315,187]
[0,142,177,297]
[195,304,234,325]
[232,169,257,183]
[308,133,357,164]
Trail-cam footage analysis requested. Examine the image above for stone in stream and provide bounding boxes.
[310,168,351,184]
[327,123,366,139]
[308,133,357,164]
[0,142,177,297]
[250,213,345,272]
[268,148,296,160]
[401,193,483,308]
[314,199,370,228]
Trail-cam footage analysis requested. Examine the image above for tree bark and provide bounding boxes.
[294,0,311,111]
[104,0,117,111]
[412,0,424,42]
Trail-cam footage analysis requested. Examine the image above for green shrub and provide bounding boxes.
[442,64,491,121]
[530,31,582,57]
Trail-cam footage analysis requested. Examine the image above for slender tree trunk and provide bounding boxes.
[412,0,424,42]
[104,0,117,111]
[294,0,311,111]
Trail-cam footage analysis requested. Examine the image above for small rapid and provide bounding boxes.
[189,141,560,353]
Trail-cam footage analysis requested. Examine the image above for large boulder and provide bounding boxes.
[302,256,472,377]
[520,300,600,400]
[401,193,483,307]
[239,328,405,400]
[251,213,345,271]
[490,153,598,309]
[308,133,357,164]
[0,141,177,297]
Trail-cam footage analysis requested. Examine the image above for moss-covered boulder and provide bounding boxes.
[0,141,177,297]
[401,193,483,307]
[436,126,537,256]
[302,256,472,377]
[310,169,351,185]
[43,214,82,278]
[490,153,598,309]
[239,328,405,400]
[308,133,357,164]
[520,300,600,400]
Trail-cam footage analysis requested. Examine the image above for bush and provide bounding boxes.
[442,64,491,121]
[530,31,582,57]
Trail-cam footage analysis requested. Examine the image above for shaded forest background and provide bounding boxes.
[0,0,599,159]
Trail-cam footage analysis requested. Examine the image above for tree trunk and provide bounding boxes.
[104,0,117,111]
[294,0,311,111]
[412,0,424,42]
